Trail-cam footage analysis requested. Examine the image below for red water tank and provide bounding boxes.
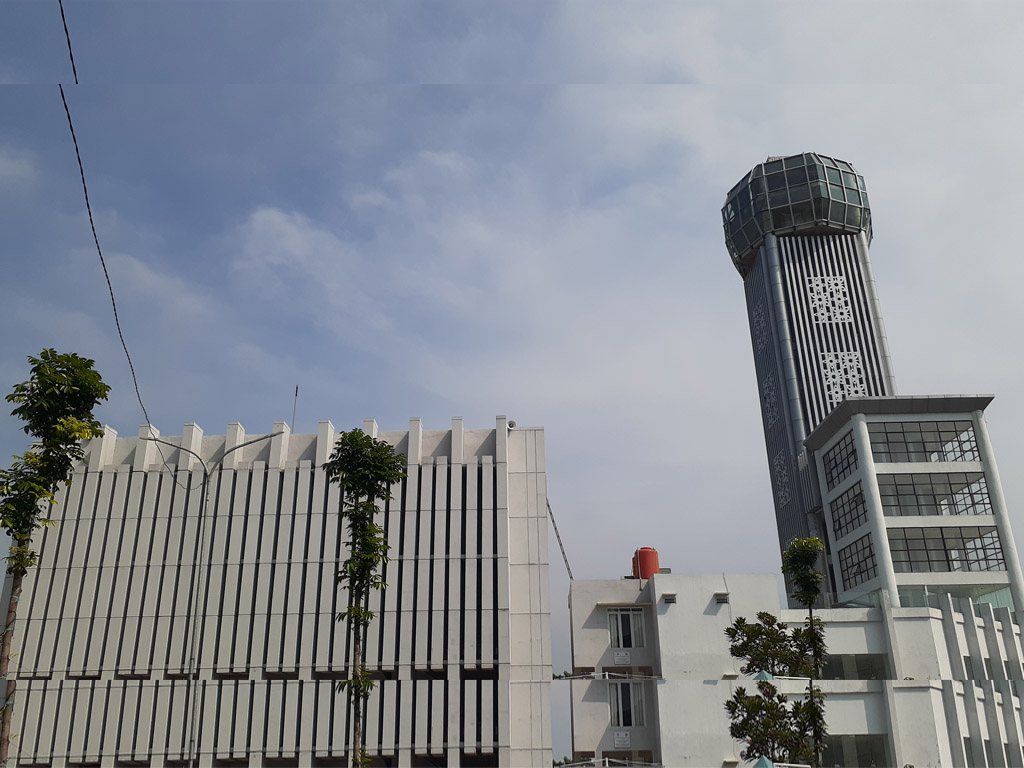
[631,547,660,580]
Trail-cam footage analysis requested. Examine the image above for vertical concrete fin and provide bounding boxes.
[451,417,464,465]
[224,422,245,470]
[270,421,290,469]
[316,420,335,466]
[134,424,159,472]
[408,418,422,465]
[88,425,119,471]
[496,415,509,464]
[180,422,204,472]
[363,418,379,438]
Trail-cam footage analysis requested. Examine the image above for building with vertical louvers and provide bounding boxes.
[9,416,551,767]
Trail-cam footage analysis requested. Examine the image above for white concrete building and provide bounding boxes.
[570,568,1024,768]
[9,416,551,767]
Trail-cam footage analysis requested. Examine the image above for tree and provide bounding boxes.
[0,350,110,763]
[322,429,406,768]
[724,612,818,765]
[782,536,828,767]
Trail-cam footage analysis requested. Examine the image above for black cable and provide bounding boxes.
[57,0,78,85]
[58,85,194,490]
[59,84,151,427]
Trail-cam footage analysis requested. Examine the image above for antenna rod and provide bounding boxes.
[291,385,298,432]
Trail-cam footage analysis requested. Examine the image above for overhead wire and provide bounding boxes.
[57,0,78,85]
[547,499,574,580]
[58,85,194,490]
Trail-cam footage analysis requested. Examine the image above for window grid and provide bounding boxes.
[608,608,645,650]
[889,526,1005,573]
[878,473,991,517]
[609,681,645,727]
[829,482,868,539]
[868,421,980,463]
[823,431,858,490]
[838,534,877,590]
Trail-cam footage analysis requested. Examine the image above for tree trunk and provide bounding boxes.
[352,615,363,768]
[0,572,24,765]
[808,603,819,768]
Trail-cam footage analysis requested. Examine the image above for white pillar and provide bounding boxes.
[851,414,901,608]
[972,409,1024,615]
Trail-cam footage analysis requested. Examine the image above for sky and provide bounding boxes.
[5,1,1024,759]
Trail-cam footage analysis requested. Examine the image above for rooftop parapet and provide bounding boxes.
[723,152,873,275]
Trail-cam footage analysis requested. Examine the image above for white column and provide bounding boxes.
[851,414,901,607]
[973,409,1024,615]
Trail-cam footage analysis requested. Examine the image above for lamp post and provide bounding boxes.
[144,430,282,768]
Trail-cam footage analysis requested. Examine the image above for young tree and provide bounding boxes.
[322,429,406,768]
[782,536,828,767]
[0,350,110,763]
[724,612,817,765]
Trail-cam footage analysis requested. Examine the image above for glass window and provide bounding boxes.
[812,197,828,220]
[830,202,847,224]
[609,607,645,649]
[784,155,805,169]
[823,431,858,490]
[841,171,858,188]
[768,188,790,208]
[609,681,645,727]
[766,172,787,192]
[786,167,808,185]
[836,160,854,172]
[877,473,992,517]
[811,180,829,199]
[839,533,878,589]
[825,166,842,184]
[830,481,868,539]
[789,183,811,203]
[772,207,794,229]
[764,160,784,175]
[846,189,862,206]
[846,206,863,228]
[868,421,980,463]
[806,164,824,182]
[791,201,814,226]
[748,177,765,196]
[828,184,845,201]
[889,526,1005,573]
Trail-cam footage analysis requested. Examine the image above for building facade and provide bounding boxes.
[9,416,551,767]
[724,153,1024,613]
[570,569,1024,768]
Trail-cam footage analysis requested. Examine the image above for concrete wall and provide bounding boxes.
[11,417,551,767]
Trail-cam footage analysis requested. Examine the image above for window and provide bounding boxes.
[823,431,858,490]
[609,681,645,727]
[877,472,991,517]
[609,608,645,649]
[829,481,868,539]
[838,533,877,590]
[889,526,1005,573]
[868,420,979,463]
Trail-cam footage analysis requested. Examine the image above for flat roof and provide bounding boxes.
[804,395,994,452]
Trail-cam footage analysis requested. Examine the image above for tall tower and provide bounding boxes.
[723,153,896,550]
[725,153,1024,611]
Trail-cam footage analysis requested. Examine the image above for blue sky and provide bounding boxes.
[5,1,1024,757]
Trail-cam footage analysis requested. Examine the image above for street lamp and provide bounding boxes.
[144,430,283,768]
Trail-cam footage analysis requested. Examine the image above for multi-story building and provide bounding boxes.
[9,416,551,767]
[570,565,1024,768]
[723,152,1024,611]
[569,154,1024,767]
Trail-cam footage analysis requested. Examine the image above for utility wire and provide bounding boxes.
[58,85,193,490]
[547,499,574,580]
[57,0,78,84]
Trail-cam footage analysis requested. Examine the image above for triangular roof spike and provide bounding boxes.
[752,756,773,768]
[753,670,774,681]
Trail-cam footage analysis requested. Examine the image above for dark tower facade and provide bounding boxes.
[723,154,897,556]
